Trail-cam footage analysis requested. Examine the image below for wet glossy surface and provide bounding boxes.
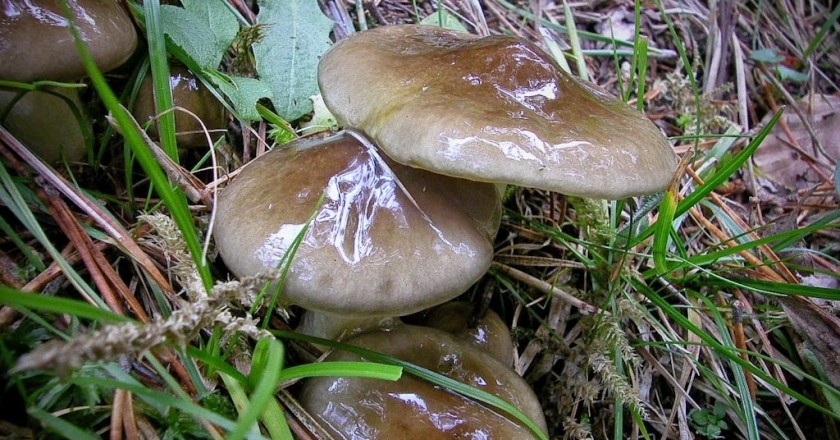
[1,0,137,81]
[414,301,515,366]
[319,25,678,198]
[133,65,226,148]
[300,325,547,439]
[214,132,501,317]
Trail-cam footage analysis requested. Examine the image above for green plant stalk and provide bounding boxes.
[494,0,671,58]
[803,2,840,59]
[60,0,214,293]
[653,183,678,274]
[562,0,588,81]
[0,169,108,309]
[71,375,242,432]
[698,294,759,439]
[631,278,839,419]
[28,408,100,440]
[651,0,702,145]
[632,108,783,248]
[0,287,129,323]
[635,36,649,112]
[143,0,179,160]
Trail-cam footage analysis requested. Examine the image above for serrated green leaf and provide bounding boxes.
[252,0,334,121]
[209,73,273,121]
[160,0,239,69]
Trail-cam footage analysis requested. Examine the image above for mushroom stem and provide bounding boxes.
[295,310,398,342]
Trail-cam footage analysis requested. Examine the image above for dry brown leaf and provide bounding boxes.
[752,94,840,202]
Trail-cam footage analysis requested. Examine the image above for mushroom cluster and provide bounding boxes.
[214,23,677,323]
[214,24,678,438]
[0,0,138,163]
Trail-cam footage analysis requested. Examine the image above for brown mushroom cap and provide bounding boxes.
[414,301,515,366]
[319,25,677,199]
[299,324,548,439]
[132,65,226,148]
[214,131,501,317]
[0,88,89,163]
[0,0,138,82]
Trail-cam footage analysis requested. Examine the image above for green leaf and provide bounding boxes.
[252,0,334,121]
[750,47,785,64]
[300,94,338,135]
[159,0,239,69]
[776,65,809,82]
[208,72,273,121]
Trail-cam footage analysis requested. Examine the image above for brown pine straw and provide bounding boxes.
[0,125,176,297]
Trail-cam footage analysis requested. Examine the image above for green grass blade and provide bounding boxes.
[143,0,178,159]
[697,294,760,439]
[279,361,403,382]
[803,2,840,59]
[653,184,679,274]
[28,408,100,440]
[228,339,284,440]
[635,35,649,112]
[0,286,129,323]
[631,278,838,419]
[59,0,213,293]
[69,375,243,433]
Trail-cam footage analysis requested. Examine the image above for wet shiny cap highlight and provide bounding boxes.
[318,25,678,199]
[213,131,500,317]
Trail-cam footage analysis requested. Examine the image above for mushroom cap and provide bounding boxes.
[319,25,678,199]
[214,131,501,317]
[414,301,515,366]
[132,65,226,148]
[299,324,548,439]
[0,0,138,82]
[0,87,88,163]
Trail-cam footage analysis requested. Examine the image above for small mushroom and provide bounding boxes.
[0,0,138,163]
[214,131,501,318]
[0,88,88,164]
[299,324,548,439]
[319,25,677,199]
[413,301,516,366]
[0,0,138,82]
[132,65,226,148]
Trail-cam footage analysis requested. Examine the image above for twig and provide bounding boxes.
[491,262,603,315]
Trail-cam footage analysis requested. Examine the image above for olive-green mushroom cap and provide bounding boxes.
[415,301,515,366]
[132,65,226,148]
[0,88,89,163]
[319,24,678,199]
[0,0,138,82]
[300,324,548,439]
[214,131,501,317]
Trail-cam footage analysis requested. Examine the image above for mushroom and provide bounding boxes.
[0,0,138,163]
[299,323,548,439]
[412,301,515,366]
[0,0,138,83]
[318,24,677,199]
[214,131,501,322]
[132,65,226,148]
[0,88,88,164]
